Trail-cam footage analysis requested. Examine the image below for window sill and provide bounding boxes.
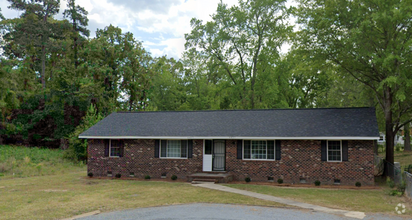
[326,160,342,162]
[109,156,120,158]
[243,159,276,161]
[159,157,188,159]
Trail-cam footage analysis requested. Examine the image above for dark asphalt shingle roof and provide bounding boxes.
[79,107,379,139]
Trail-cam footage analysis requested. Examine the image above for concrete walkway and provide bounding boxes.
[193,183,366,219]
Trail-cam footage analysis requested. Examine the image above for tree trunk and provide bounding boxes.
[41,44,46,89]
[129,96,133,112]
[405,123,411,151]
[383,86,395,178]
[74,36,78,69]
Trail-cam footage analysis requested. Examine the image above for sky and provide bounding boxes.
[0,0,293,59]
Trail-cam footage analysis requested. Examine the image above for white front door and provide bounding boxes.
[203,140,213,171]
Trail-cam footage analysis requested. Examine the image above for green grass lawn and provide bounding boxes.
[0,145,84,178]
[379,148,412,171]
[0,172,284,220]
[225,184,412,216]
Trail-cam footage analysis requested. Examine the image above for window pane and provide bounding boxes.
[161,140,167,157]
[205,140,212,155]
[244,140,251,159]
[167,140,181,158]
[251,140,266,159]
[328,141,341,161]
[267,141,275,160]
[110,140,121,157]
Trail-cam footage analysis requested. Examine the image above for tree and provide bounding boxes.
[65,104,103,161]
[119,32,153,111]
[148,56,186,111]
[405,123,411,151]
[296,0,412,176]
[273,49,332,108]
[63,0,89,69]
[0,8,5,20]
[185,0,291,109]
[7,0,63,89]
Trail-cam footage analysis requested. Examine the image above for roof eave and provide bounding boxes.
[78,135,380,140]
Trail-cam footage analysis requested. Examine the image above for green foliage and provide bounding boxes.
[115,173,121,178]
[88,172,93,177]
[0,145,84,177]
[314,180,321,186]
[1,0,411,160]
[355,182,361,187]
[388,189,403,196]
[65,104,103,161]
[171,175,178,180]
[184,0,292,109]
[386,177,395,188]
[277,178,283,184]
[295,0,412,166]
[405,164,412,173]
[395,143,403,152]
[144,175,151,180]
[245,177,251,182]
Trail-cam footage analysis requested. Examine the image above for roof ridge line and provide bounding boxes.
[115,107,374,113]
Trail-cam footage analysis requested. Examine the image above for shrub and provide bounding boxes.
[395,144,403,152]
[355,182,361,187]
[389,189,403,196]
[171,175,177,180]
[397,181,406,194]
[277,178,283,184]
[245,177,251,182]
[88,172,93,178]
[115,173,121,178]
[386,177,395,188]
[64,105,104,161]
[144,175,151,180]
[314,180,321,186]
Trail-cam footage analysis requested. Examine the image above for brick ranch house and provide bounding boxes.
[79,107,379,185]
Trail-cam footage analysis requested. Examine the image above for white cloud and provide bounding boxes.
[80,0,239,59]
[1,0,294,59]
[145,37,187,58]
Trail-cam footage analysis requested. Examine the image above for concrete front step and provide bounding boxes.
[187,173,234,183]
[192,178,218,183]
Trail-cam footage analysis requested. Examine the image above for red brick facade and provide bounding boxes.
[87,139,374,185]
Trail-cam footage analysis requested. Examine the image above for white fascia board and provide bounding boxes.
[78,136,380,140]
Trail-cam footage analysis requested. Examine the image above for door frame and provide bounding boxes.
[202,139,213,172]
[212,139,226,171]
[203,139,226,172]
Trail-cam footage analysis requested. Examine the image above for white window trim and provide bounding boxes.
[159,140,188,159]
[326,140,342,162]
[242,140,276,161]
[109,139,120,158]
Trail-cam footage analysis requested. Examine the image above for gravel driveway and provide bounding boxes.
[78,203,404,220]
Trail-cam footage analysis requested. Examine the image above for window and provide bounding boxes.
[110,140,122,157]
[204,140,212,155]
[327,140,342,162]
[160,140,187,158]
[243,140,275,160]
